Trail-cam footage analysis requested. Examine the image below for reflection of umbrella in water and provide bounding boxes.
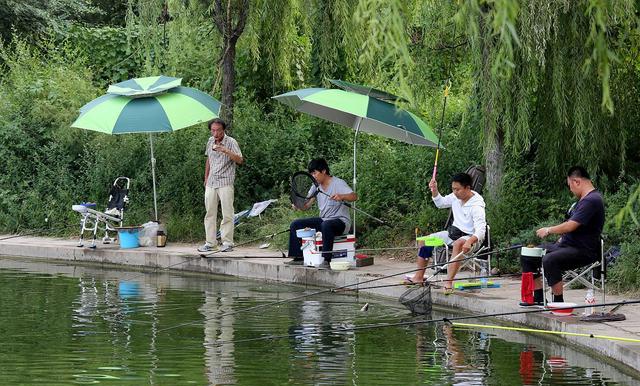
[273,82,438,232]
[72,78,221,221]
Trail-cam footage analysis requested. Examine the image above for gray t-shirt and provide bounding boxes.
[310,176,353,232]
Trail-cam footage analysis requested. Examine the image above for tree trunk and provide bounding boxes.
[212,0,249,130]
[220,41,236,127]
[485,134,504,201]
[479,6,504,201]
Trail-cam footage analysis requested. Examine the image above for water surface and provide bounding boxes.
[0,257,636,385]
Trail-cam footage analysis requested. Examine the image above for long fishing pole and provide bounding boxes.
[432,22,458,181]
[206,299,640,346]
[198,228,290,257]
[116,228,291,283]
[451,322,640,343]
[341,272,522,292]
[158,244,522,332]
[0,219,74,242]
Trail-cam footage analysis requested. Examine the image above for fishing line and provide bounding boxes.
[205,299,640,346]
[158,245,522,332]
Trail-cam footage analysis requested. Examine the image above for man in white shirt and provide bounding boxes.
[406,172,486,293]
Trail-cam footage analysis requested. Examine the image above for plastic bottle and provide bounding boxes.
[584,289,596,316]
[480,263,488,289]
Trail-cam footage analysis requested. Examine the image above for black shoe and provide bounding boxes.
[284,259,304,266]
[317,261,330,269]
[519,301,545,308]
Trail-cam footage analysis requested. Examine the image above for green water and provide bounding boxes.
[0,257,636,385]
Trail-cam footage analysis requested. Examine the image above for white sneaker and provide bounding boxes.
[219,242,234,252]
[197,243,217,253]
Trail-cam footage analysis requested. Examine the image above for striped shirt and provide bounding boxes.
[205,135,242,188]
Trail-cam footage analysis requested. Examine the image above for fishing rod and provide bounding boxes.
[198,228,290,257]
[451,322,640,344]
[339,272,522,292]
[0,218,75,242]
[158,244,522,332]
[242,242,520,258]
[432,22,458,181]
[117,228,291,282]
[205,299,640,346]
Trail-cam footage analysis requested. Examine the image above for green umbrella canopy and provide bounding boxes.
[329,79,408,103]
[72,86,221,134]
[273,88,438,147]
[107,75,182,97]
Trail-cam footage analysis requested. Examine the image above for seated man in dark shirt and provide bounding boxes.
[520,166,605,306]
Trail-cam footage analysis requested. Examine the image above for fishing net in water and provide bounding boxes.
[399,284,432,315]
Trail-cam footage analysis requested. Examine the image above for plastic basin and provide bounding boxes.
[117,226,141,249]
[546,302,577,316]
[330,261,350,271]
[296,228,316,238]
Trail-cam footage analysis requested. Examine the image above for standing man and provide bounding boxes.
[286,158,357,268]
[198,119,243,253]
[520,166,605,306]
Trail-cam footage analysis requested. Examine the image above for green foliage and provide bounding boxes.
[0,37,100,231]
[66,25,142,84]
[456,0,638,193]
[0,0,101,44]
[608,240,640,294]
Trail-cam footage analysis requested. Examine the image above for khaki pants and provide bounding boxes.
[204,185,235,246]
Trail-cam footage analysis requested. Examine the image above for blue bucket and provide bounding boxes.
[117,226,141,249]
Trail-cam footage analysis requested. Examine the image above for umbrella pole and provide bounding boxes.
[353,117,362,236]
[149,133,159,221]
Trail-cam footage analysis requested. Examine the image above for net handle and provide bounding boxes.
[290,171,321,210]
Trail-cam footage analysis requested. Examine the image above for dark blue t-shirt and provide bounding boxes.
[560,190,605,253]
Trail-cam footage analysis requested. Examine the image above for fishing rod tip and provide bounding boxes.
[360,303,369,312]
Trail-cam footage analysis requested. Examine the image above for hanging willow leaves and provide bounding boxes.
[455,0,636,198]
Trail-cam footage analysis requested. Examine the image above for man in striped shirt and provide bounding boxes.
[198,119,243,253]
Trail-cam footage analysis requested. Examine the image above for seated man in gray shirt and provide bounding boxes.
[286,158,358,268]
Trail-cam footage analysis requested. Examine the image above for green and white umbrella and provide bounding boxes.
[107,75,182,97]
[73,86,221,133]
[273,86,438,233]
[273,87,438,147]
[329,79,408,103]
[72,86,221,220]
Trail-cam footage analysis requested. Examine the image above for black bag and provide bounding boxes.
[447,225,470,241]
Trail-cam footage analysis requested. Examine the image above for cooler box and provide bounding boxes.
[302,234,356,267]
